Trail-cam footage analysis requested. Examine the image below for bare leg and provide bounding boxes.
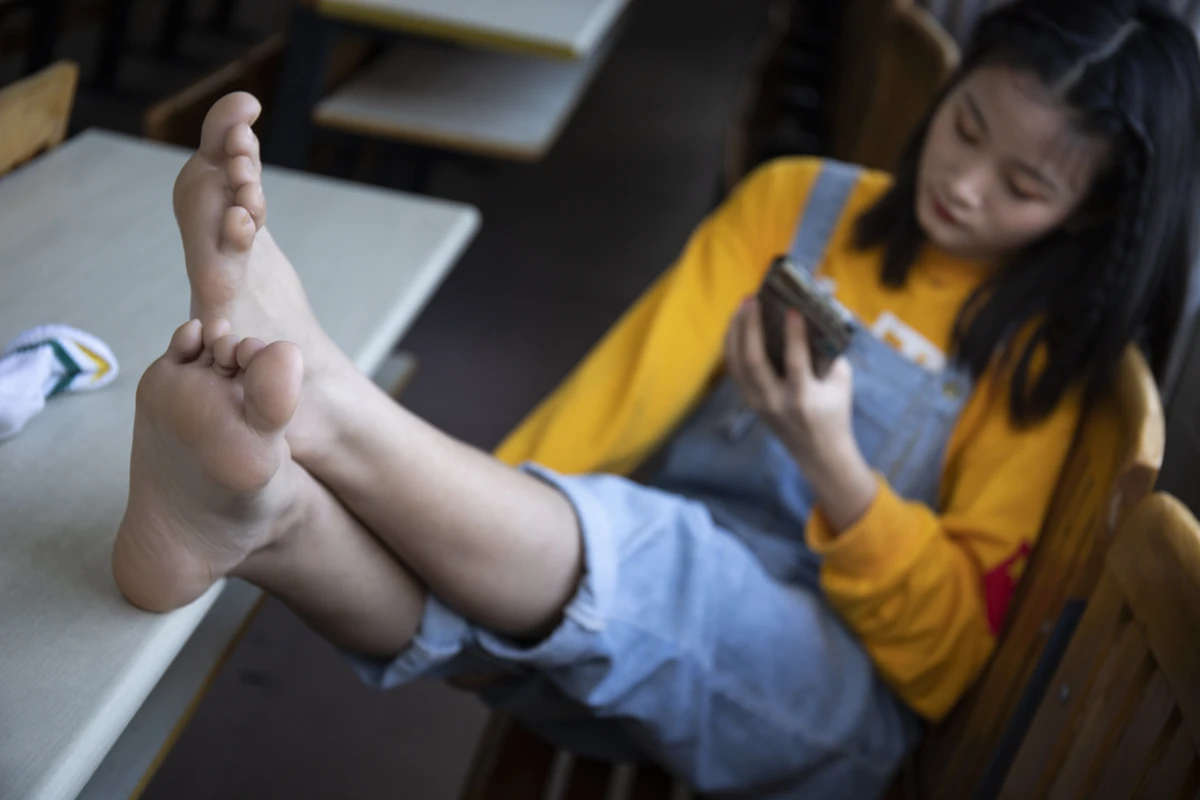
[111,319,423,657]
[176,93,584,638]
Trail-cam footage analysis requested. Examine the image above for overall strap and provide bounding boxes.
[788,160,863,274]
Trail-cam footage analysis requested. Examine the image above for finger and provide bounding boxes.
[725,302,757,396]
[826,354,854,388]
[741,298,784,407]
[783,310,814,391]
[724,300,745,370]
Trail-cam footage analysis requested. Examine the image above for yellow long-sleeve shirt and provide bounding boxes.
[494,157,1082,721]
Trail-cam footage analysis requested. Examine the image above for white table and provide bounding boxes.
[313,34,614,161]
[316,0,632,59]
[0,130,480,800]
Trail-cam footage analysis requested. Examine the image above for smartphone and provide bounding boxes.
[758,255,855,377]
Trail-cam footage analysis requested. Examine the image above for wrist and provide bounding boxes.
[802,439,877,533]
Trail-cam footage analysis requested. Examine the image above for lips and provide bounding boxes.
[930,191,959,225]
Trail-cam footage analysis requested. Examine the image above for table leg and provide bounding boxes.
[211,0,237,33]
[24,0,64,75]
[157,0,191,59]
[407,147,435,195]
[95,0,134,91]
[265,7,333,169]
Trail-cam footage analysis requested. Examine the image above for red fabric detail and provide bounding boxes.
[982,541,1033,635]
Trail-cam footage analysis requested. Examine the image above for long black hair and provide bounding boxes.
[855,0,1200,423]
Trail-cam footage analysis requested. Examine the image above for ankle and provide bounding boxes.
[232,464,352,598]
[291,361,385,477]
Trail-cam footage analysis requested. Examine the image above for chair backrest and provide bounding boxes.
[846,1,959,171]
[998,492,1200,799]
[721,0,798,193]
[0,60,78,176]
[825,0,901,165]
[916,346,1166,798]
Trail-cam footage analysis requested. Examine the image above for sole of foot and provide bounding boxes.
[112,319,305,612]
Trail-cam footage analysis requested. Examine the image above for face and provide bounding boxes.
[916,65,1113,262]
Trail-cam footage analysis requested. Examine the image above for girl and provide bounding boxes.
[116,0,1200,797]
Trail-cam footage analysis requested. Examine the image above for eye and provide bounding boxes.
[955,113,980,145]
[1006,180,1033,200]
[1005,177,1045,201]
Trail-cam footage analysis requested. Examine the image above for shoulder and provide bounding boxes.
[735,157,894,208]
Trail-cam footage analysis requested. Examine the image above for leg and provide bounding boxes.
[265,6,331,168]
[157,0,190,59]
[351,470,918,796]
[111,319,424,657]
[176,94,585,639]
[25,0,64,75]
[211,0,238,33]
[95,0,133,91]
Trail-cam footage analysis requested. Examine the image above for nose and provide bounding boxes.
[946,161,988,212]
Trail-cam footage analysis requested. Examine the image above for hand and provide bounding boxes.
[724,297,877,532]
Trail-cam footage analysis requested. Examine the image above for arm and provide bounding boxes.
[805,373,1084,720]
[495,159,820,475]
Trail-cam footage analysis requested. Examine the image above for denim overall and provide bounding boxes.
[652,161,974,587]
[350,162,974,799]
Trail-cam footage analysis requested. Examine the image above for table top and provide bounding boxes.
[314,34,612,161]
[0,130,479,800]
[315,0,632,60]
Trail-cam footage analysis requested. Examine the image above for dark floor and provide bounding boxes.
[8,0,774,798]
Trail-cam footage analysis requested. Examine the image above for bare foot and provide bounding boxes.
[112,319,306,612]
[172,92,358,462]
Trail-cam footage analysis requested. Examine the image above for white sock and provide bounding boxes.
[0,324,119,441]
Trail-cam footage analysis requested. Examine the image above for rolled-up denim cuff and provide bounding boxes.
[474,463,617,668]
[345,593,471,689]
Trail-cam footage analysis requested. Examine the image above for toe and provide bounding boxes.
[235,182,267,230]
[199,93,261,162]
[167,320,204,361]
[235,337,268,370]
[226,122,261,170]
[221,206,257,253]
[202,319,233,350]
[227,155,258,189]
[242,341,303,434]
[213,334,241,373]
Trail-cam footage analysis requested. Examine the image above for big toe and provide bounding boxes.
[242,341,303,434]
[198,92,262,162]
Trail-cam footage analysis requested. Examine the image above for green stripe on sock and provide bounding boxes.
[12,339,82,397]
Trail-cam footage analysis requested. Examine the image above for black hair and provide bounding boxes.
[855,0,1200,423]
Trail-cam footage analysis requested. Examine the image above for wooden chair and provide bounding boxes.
[720,0,801,194]
[912,346,1165,798]
[721,0,957,199]
[461,345,1164,800]
[824,0,902,166]
[845,1,959,172]
[0,60,78,176]
[996,492,1200,799]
